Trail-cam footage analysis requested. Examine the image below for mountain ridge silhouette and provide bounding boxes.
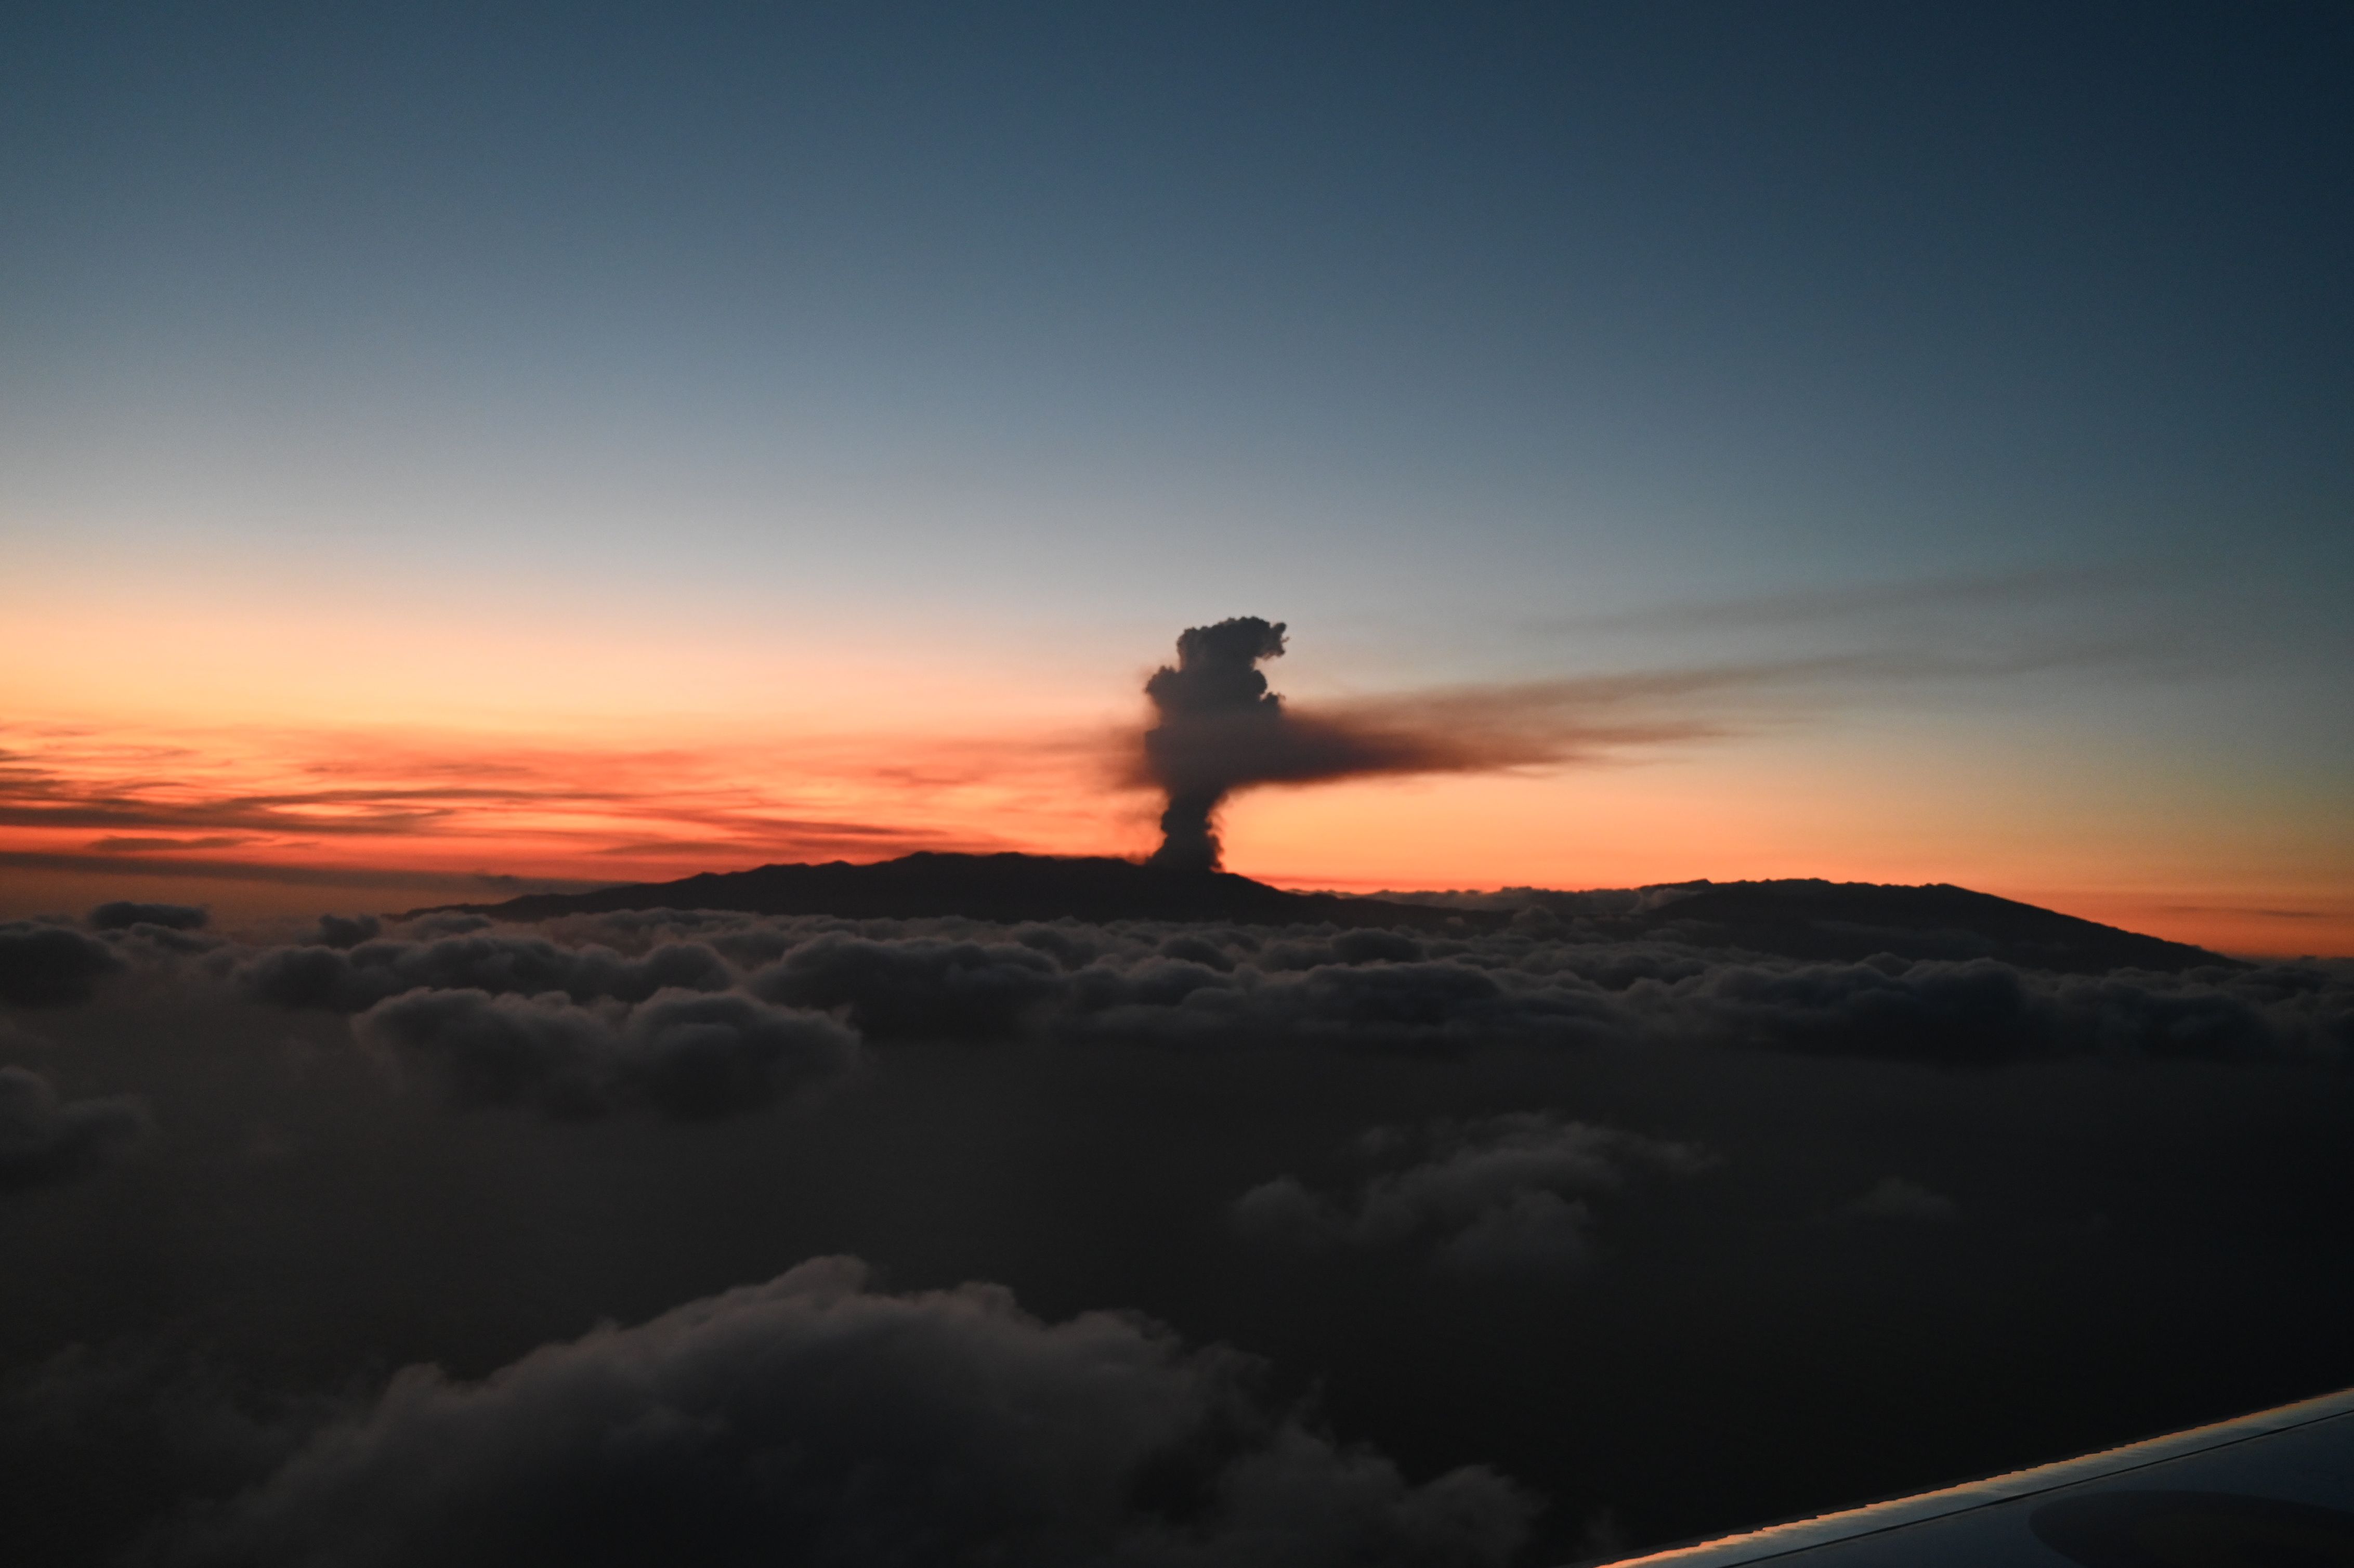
[422,852,2233,974]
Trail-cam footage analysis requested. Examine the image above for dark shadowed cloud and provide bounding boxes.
[354,988,859,1121]
[0,1066,148,1193]
[199,908,2354,1067]
[231,932,736,1014]
[307,913,382,949]
[0,922,123,1007]
[1845,1176,1960,1223]
[750,933,1065,1041]
[151,1256,1533,1568]
[1236,1113,1713,1277]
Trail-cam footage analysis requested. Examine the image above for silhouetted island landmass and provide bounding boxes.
[425,852,2233,975]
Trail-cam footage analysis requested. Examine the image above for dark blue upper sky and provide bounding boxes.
[10,4,2348,597]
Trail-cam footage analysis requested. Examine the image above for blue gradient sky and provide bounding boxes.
[3,3,2349,949]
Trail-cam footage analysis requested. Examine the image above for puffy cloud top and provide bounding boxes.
[232,935,734,1013]
[0,1066,148,1192]
[0,922,124,1007]
[355,988,859,1121]
[750,933,1064,1041]
[159,1257,1535,1568]
[198,909,2354,1066]
[1237,1113,1713,1275]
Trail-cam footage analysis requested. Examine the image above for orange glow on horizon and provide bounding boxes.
[1219,767,2354,961]
[0,716,1152,886]
[2,713,2346,959]
[4,587,2344,957]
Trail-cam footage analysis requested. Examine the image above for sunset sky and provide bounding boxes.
[4,3,2348,954]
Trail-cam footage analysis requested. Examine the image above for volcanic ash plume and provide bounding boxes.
[1143,617,1291,871]
[1137,615,1775,871]
[1139,615,1510,869]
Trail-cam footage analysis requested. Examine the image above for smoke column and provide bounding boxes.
[1136,617,1786,871]
[1143,618,1289,871]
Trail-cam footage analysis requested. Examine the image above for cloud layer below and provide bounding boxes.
[201,906,2354,1071]
[156,1256,1532,1568]
[6,898,2353,1564]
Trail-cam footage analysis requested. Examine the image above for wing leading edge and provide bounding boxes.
[1601,1386,2354,1568]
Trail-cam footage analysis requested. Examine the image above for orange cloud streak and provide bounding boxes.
[0,718,1146,892]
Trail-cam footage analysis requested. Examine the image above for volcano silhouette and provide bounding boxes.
[427,853,2231,974]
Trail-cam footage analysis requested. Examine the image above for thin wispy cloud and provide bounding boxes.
[0,724,1049,883]
[1549,567,2122,634]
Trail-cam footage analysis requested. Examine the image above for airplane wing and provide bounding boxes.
[1601,1386,2354,1567]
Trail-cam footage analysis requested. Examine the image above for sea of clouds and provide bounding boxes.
[3,901,2351,1564]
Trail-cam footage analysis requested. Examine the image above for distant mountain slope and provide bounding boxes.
[1402,878,2234,973]
[431,854,2234,974]
[437,852,1481,931]
[1626,880,2229,973]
